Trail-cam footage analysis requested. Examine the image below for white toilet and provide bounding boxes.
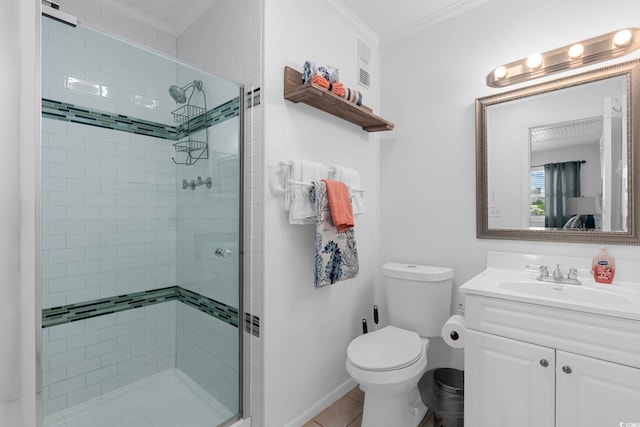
[346,263,453,427]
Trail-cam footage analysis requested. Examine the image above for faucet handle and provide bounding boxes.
[539,265,549,277]
[567,267,578,281]
[553,264,563,280]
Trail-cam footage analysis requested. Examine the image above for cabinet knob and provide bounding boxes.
[562,365,572,374]
[539,359,549,367]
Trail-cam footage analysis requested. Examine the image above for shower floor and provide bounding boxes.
[44,369,234,427]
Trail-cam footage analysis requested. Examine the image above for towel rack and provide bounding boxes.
[270,161,365,195]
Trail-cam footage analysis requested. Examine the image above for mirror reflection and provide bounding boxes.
[477,59,640,244]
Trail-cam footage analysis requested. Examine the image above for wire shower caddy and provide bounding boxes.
[171,80,208,166]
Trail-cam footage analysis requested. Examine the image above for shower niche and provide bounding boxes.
[170,80,209,165]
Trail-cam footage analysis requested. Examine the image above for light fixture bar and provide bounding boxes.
[487,28,640,87]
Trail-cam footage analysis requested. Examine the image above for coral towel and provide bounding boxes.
[322,179,354,233]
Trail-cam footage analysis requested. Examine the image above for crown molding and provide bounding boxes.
[380,0,490,48]
[317,0,380,47]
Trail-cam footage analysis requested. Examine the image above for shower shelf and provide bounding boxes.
[283,66,394,132]
[170,91,208,166]
[172,104,205,124]
[173,139,207,153]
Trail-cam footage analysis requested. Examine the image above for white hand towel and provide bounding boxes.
[289,160,328,224]
[331,165,364,215]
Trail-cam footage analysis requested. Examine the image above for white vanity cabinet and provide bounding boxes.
[463,294,640,427]
[556,350,640,427]
[465,330,555,426]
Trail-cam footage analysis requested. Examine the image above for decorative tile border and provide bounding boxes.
[245,87,261,108]
[244,312,260,337]
[42,286,242,329]
[41,97,240,141]
[174,97,241,140]
[177,286,239,327]
[42,99,178,139]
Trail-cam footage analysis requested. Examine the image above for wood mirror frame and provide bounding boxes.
[476,59,640,244]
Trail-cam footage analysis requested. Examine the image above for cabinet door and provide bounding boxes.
[556,350,640,427]
[465,330,555,427]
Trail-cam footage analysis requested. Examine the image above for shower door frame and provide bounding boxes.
[36,15,246,427]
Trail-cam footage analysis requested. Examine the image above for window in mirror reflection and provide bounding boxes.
[529,167,545,228]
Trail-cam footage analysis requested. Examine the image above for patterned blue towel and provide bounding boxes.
[312,181,359,288]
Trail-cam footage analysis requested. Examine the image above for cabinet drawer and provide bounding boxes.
[465,294,640,368]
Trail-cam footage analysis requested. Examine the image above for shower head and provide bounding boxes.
[169,85,187,103]
[168,80,203,104]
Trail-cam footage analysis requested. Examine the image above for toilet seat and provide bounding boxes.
[347,326,423,372]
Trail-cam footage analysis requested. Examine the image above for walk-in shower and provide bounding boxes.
[41,16,243,427]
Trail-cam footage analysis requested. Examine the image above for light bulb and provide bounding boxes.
[568,43,584,59]
[494,66,507,80]
[526,53,543,70]
[613,29,632,47]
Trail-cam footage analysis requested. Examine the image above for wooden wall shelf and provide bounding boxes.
[283,66,394,132]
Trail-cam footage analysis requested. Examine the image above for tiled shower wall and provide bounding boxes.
[42,302,177,416]
[41,117,178,415]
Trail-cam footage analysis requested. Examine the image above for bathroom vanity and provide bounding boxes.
[460,252,640,427]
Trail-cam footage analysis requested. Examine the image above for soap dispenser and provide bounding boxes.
[592,245,615,284]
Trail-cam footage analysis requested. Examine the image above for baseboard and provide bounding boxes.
[285,378,358,427]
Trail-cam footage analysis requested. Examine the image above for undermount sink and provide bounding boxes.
[498,280,629,307]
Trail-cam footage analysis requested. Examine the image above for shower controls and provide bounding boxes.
[182,177,212,190]
[215,248,232,258]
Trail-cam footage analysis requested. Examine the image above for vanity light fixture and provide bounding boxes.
[487,28,640,87]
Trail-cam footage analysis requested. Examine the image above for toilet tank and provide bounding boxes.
[382,263,453,337]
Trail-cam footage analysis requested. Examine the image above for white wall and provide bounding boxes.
[380,0,640,371]
[263,1,380,425]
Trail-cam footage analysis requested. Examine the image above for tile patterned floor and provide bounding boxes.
[303,386,434,427]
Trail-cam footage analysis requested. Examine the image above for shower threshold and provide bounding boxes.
[44,368,233,427]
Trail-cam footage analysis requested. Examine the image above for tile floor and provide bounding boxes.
[43,369,233,427]
[303,386,434,427]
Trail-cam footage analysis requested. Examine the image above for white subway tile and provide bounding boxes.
[48,348,86,370]
[66,233,100,248]
[67,383,101,407]
[48,248,85,264]
[67,356,101,378]
[48,163,85,179]
[49,375,86,398]
[67,259,101,276]
[86,339,117,359]
[67,330,101,350]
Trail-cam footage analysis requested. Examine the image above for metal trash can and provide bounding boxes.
[418,368,464,427]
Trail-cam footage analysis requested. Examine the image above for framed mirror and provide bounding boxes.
[476,59,640,244]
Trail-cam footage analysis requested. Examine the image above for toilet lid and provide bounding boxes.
[347,326,423,371]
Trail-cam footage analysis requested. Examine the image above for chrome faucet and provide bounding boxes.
[552,264,563,280]
[536,264,581,285]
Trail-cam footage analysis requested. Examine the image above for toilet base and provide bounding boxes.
[360,384,428,427]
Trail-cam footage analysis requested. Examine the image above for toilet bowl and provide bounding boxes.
[346,326,430,427]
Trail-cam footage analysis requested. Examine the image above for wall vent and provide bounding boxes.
[358,39,371,88]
